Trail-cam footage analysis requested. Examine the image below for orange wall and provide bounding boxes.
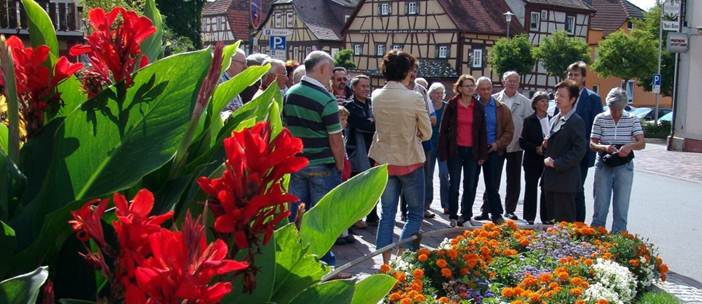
[587,27,672,108]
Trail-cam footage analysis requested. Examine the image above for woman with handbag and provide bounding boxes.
[590,88,645,233]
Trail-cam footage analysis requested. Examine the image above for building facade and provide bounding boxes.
[253,0,358,63]
[0,0,83,53]
[670,0,702,152]
[344,0,522,88]
[200,0,273,49]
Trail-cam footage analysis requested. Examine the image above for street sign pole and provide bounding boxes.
[655,0,663,123]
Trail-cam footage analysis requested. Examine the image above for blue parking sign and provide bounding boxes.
[269,36,286,50]
[652,74,661,94]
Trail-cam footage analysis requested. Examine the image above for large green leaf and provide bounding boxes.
[350,274,397,304]
[0,266,48,304]
[289,280,355,304]
[58,299,96,304]
[272,224,329,304]
[0,221,16,265]
[300,165,388,257]
[223,230,276,304]
[0,124,7,153]
[220,41,242,77]
[13,49,211,247]
[1,150,25,221]
[56,76,88,117]
[212,65,269,118]
[141,0,164,62]
[18,118,62,205]
[20,0,58,57]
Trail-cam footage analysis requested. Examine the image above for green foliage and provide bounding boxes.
[140,0,164,62]
[534,31,591,81]
[82,0,145,14]
[637,291,680,304]
[643,120,671,139]
[0,266,48,304]
[300,165,388,257]
[350,274,397,304]
[20,0,58,60]
[161,19,197,57]
[593,30,657,81]
[632,5,675,96]
[334,49,357,70]
[488,35,535,77]
[156,0,206,48]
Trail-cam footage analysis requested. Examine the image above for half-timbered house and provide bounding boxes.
[253,0,359,63]
[201,0,273,49]
[1,0,82,53]
[343,0,523,88]
[506,0,596,92]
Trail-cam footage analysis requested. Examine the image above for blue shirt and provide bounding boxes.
[480,96,497,144]
[430,101,447,147]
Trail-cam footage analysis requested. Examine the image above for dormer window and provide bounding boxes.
[379,2,390,16]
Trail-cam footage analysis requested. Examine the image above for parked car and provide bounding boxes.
[659,112,673,124]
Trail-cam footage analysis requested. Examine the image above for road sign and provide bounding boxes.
[668,32,689,53]
[662,0,681,31]
[269,36,286,50]
[652,74,661,94]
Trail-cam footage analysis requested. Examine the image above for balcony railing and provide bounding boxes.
[0,0,82,36]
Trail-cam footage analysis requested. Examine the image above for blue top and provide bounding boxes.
[480,96,497,144]
[430,101,447,147]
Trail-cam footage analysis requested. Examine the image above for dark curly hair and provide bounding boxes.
[381,50,416,82]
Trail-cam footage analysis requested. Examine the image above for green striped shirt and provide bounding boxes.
[283,78,341,166]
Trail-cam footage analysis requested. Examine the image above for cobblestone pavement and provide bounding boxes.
[332,142,702,302]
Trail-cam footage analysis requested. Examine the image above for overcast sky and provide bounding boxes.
[628,0,656,10]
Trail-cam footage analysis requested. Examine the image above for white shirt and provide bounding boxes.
[502,91,518,109]
[539,115,551,137]
[301,75,328,91]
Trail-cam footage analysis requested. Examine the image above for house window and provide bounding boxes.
[275,13,282,28]
[287,12,294,27]
[530,12,540,30]
[345,15,350,23]
[471,48,483,68]
[407,1,418,15]
[565,15,575,34]
[376,44,386,56]
[438,45,448,59]
[627,21,633,30]
[353,44,363,55]
[392,44,402,50]
[379,2,390,16]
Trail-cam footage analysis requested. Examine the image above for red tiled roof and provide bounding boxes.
[526,0,595,11]
[590,0,644,35]
[264,0,358,41]
[436,0,524,35]
[203,0,233,16]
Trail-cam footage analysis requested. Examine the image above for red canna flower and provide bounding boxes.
[0,36,83,136]
[69,7,155,97]
[197,122,308,292]
[69,197,109,248]
[131,213,248,304]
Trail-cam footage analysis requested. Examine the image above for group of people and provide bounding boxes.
[220,48,646,267]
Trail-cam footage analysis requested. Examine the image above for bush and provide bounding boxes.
[643,121,671,139]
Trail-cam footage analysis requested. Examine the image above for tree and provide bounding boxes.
[488,35,535,78]
[534,31,591,81]
[334,49,357,69]
[592,29,657,83]
[633,5,675,96]
[156,0,206,48]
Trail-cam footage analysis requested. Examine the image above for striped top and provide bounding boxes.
[283,77,342,166]
[591,111,644,145]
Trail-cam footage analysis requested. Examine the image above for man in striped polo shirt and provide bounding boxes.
[283,51,345,267]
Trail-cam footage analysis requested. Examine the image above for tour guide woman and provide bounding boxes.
[541,80,587,223]
[437,74,488,227]
[368,50,432,263]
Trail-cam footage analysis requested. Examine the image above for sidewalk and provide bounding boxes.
[636,142,702,184]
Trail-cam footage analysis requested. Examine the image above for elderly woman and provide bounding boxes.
[541,80,587,223]
[590,88,645,232]
[369,50,432,263]
[426,82,450,215]
[519,92,550,225]
[438,75,488,227]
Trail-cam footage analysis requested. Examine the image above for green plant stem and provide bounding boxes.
[0,36,20,164]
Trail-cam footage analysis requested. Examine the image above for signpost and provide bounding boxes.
[654,0,682,123]
[652,74,661,94]
[268,35,287,60]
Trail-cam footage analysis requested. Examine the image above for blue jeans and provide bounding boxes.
[427,148,449,210]
[376,167,425,250]
[591,160,634,233]
[447,147,479,220]
[289,164,341,266]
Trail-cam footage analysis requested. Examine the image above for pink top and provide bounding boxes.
[456,101,474,147]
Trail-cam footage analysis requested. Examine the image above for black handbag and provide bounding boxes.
[600,145,634,167]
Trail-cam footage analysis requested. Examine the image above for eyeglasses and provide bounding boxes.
[461,84,476,88]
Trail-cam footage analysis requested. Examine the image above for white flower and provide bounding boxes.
[585,259,637,304]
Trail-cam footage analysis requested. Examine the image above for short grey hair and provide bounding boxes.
[427,82,446,99]
[502,70,520,80]
[606,87,629,110]
[292,65,306,84]
[304,51,334,72]
[262,58,286,75]
[476,76,492,87]
[246,53,270,66]
[415,77,428,89]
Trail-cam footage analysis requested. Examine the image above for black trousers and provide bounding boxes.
[523,162,545,222]
[543,191,576,223]
[480,151,521,215]
[575,164,589,222]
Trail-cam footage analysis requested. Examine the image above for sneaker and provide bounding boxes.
[443,208,449,215]
[366,219,379,226]
[424,211,436,219]
[400,214,407,222]
[526,220,535,225]
[505,212,519,220]
[334,235,356,245]
[449,219,457,227]
[473,214,490,221]
[492,216,505,225]
[354,220,368,229]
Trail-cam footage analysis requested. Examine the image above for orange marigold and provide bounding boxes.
[501,287,515,298]
[436,258,448,268]
[399,298,412,304]
[417,254,428,263]
[597,299,609,304]
[570,287,584,297]
[629,259,640,267]
[380,264,391,273]
[438,297,449,303]
[441,268,453,278]
[388,292,402,301]
[394,272,406,282]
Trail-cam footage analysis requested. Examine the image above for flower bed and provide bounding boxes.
[381,222,669,304]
